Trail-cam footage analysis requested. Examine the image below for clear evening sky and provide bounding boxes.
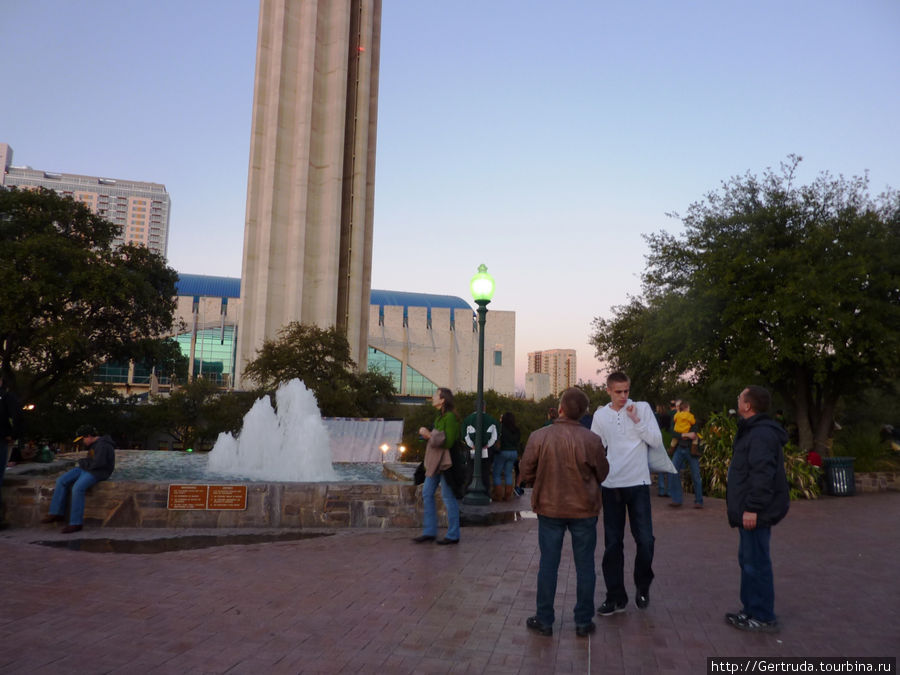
[2,1,898,389]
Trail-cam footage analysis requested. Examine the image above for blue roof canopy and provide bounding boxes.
[176,274,241,298]
[175,275,473,312]
[369,288,472,311]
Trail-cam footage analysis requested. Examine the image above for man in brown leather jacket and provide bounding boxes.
[520,387,609,638]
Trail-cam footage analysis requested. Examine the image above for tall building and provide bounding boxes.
[526,349,577,399]
[1,143,171,257]
[236,0,382,387]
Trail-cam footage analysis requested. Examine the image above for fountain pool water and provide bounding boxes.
[107,451,391,483]
[208,379,338,482]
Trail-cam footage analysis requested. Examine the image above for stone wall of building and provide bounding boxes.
[368,305,515,395]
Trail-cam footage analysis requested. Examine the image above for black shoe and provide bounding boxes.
[525,616,552,636]
[60,524,83,534]
[730,614,779,633]
[575,622,595,637]
[636,589,650,609]
[668,501,683,508]
[436,537,459,545]
[412,534,435,543]
[41,514,65,524]
[597,598,627,616]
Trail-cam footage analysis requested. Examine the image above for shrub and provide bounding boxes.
[698,411,820,500]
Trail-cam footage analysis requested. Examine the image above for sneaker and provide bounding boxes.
[513,486,525,497]
[597,598,627,616]
[725,611,750,626]
[730,614,780,633]
[525,616,552,636]
[636,589,650,609]
[575,621,596,637]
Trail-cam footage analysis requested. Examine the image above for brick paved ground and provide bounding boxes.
[1,491,897,674]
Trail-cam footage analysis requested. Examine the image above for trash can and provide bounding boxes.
[823,456,855,496]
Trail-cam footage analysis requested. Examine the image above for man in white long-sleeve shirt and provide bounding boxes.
[590,371,663,615]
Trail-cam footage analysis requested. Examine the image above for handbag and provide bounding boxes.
[413,461,425,485]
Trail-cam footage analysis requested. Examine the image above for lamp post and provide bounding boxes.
[463,263,495,505]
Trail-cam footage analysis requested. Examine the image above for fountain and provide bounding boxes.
[208,379,338,482]
[6,378,421,530]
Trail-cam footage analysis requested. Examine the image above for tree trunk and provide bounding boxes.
[792,369,814,452]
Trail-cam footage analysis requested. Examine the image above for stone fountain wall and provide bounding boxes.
[2,467,445,530]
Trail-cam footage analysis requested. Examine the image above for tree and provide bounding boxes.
[590,156,900,452]
[242,322,396,416]
[0,188,179,398]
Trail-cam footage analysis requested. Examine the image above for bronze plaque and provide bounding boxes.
[168,485,208,510]
[208,485,248,510]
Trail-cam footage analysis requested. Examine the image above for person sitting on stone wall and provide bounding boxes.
[41,425,116,534]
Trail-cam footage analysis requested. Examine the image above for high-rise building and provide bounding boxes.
[526,349,577,399]
[1,142,171,257]
[236,0,382,387]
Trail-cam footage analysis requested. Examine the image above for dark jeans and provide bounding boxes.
[0,439,7,512]
[601,485,655,602]
[536,515,598,626]
[738,527,776,622]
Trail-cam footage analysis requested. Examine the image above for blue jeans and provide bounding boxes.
[492,450,518,486]
[422,473,460,541]
[601,485,655,602]
[738,527,776,622]
[50,467,99,526]
[656,472,668,496]
[536,515,598,627]
[668,445,703,505]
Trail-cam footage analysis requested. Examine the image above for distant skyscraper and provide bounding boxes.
[235,0,382,387]
[527,349,577,398]
[0,143,171,257]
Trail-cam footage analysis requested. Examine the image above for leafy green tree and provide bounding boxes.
[137,377,224,450]
[242,322,396,416]
[591,157,900,453]
[0,188,179,398]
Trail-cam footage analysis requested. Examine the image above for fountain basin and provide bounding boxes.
[1,458,436,530]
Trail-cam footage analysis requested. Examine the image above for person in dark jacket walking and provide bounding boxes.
[0,374,25,528]
[725,385,789,634]
[41,424,116,534]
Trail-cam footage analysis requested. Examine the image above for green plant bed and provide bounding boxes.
[698,411,821,501]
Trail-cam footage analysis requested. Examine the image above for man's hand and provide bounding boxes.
[625,404,640,424]
[742,511,757,530]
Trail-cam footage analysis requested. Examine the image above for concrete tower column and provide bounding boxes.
[236,0,381,387]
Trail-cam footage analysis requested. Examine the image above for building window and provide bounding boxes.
[494,350,502,366]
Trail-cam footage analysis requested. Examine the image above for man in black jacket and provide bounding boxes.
[41,425,116,534]
[725,386,789,633]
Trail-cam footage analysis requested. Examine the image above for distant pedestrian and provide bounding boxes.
[41,424,116,534]
[725,386,789,634]
[493,412,520,501]
[520,388,609,638]
[0,373,25,529]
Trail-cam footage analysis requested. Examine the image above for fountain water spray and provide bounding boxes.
[209,379,337,481]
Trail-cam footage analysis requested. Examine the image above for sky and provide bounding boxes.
[2,0,899,390]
